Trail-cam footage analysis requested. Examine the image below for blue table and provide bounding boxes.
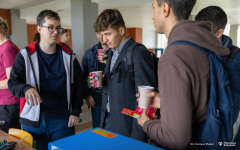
[48,128,164,150]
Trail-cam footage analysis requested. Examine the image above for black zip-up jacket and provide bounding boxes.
[8,41,90,127]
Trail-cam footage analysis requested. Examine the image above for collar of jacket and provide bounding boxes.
[25,41,72,55]
[92,42,103,54]
[222,34,233,49]
[105,37,135,77]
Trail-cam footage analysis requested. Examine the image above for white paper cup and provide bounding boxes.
[138,85,154,109]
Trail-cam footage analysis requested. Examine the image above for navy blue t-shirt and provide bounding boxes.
[37,43,69,119]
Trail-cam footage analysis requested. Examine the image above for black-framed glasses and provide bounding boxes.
[41,26,64,33]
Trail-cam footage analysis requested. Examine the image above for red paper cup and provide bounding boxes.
[97,49,103,62]
[91,71,103,87]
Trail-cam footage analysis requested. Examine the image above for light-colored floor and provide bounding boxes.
[80,101,92,122]
[75,101,93,134]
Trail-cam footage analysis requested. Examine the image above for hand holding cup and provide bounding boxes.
[138,85,154,109]
[97,49,108,64]
[89,71,103,88]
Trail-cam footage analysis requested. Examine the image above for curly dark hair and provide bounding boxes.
[60,29,69,36]
[37,9,60,26]
[33,32,40,42]
[93,9,126,32]
[0,17,8,36]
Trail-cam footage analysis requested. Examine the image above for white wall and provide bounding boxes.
[230,25,238,46]
[71,0,98,63]
[229,24,240,47]
[237,25,240,47]
[9,9,28,49]
[142,28,157,49]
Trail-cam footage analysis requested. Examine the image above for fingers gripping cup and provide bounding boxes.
[138,85,154,109]
[91,71,103,88]
[97,49,103,62]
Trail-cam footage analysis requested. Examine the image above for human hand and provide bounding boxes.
[148,92,161,109]
[137,109,150,127]
[89,73,94,87]
[98,51,108,64]
[89,73,104,87]
[68,115,79,127]
[136,91,160,109]
[86,95,95,108]
[25,88,43,106]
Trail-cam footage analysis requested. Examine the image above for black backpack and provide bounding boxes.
[126,42,159,91]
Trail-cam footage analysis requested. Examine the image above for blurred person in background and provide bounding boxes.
[33,32,40,42]
[0,17,20,133]
[59,29,71,49]
[81,30,110,128]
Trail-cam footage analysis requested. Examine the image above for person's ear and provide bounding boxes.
[162,2,171,18]
[36,26,41,33]
[119,27,125,36]
[215,29,224,39]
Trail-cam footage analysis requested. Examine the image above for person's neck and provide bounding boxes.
[165,19,179,39]
[61,40,68,44]
[39,41,57,54]
[115,36,127,52]
[0,35,9,45]
[101,43,109,50]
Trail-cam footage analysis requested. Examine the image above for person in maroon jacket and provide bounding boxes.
[137,0,229,149]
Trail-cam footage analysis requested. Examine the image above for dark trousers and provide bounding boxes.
[0,104,21,133]
[91,105,101,128]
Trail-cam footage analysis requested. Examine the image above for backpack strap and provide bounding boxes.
[228,45,240,62]
[170,41,225,62]
[126,42,146,84]
[171,41,209,55]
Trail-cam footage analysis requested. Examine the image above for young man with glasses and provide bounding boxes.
[8,9,88,150]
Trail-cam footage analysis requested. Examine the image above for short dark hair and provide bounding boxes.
[60,29,69,36]
[157,0,196,21]
[33,32,40,42]
[93,9,126,32]
[37,9,60,26]
[195,6,227,33]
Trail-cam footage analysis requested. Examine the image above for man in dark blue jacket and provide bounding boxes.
[195,6,240,147]
[81,30,109,128]
[91,9,157,142]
